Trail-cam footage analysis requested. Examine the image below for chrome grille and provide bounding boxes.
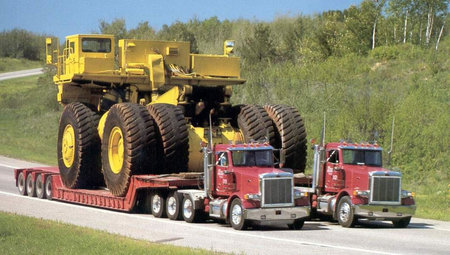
[370,175,401,205]
[261,177,293,207]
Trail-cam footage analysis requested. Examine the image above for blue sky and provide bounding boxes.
[1,0,362,40]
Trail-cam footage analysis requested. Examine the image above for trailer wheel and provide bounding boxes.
[147,104,189,174]
[337,196,358,228]
[393,217,411,228]
[166,191,183,220]
[264,104,307,172]
[35,174,46,199]
[237,105,274,144]
[45,176,52,200]
[102,103,156,197]
[58,102,103,189]
[17,172,27,196]
[151,193,167,218]
[26,173,36,197]
[182,196,203,223]
[288,219,305,230]
[230,198,247,230]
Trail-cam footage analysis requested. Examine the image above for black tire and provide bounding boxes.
[182,196,203,223]
[36,174,46,199]
[17,172,27,196]
[166,191,183,220]
[151,193,167,218]
[57,102,103,188]
[230,198,247,230]
[26,173,36,197]
[337,196,358,228]
[393,217,411,228]
[288,219,305,230]
[45,176,52,200]
[264,104,307,172]
[237,105,274,144]
[102,103,156,197]
[146,104,188,174]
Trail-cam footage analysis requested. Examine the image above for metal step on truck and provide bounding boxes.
[15,142,310,230]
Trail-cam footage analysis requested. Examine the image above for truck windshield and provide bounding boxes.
[231,150,273,167]
[342,149,382,166]
[82,38,111,53]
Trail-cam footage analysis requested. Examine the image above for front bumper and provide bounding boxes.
[354,204,416,220]
[243,206,310,224]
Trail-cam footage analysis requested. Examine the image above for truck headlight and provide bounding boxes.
[244,193,261,201]
[353,190,370,198]
[401,190,415,198]
[294,188,308,198]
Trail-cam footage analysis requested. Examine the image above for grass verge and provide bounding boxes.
[0,211,224,255]
[0,58,42,73]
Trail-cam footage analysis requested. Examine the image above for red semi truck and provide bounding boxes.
[15,142,310,230]
[304,141,416,228]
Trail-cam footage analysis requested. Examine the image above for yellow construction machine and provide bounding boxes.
[46,34,307,196]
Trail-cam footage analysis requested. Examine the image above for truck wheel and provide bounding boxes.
[147,104,188,174]
[26,173,36,197]
[45,176,52,200]
[288,219,305,230]
[35,174,46,199]
[151,193,167,218]
[337,196,358,228]
[393,217,411,228]
[102,103,156,197]
[17,172,27,196]
[58,102,103,189]
[166,191,183,220]
[237,105,274,144]
[230,198,247,230]
[182,196,203,223]
[265,105,307,172]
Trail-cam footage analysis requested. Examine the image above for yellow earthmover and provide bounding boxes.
[46,34,307,196]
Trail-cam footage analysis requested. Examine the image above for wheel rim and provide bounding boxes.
[45,178,52,197]
[231,204,242,226]
[18,173,25,193]
[167,196,177,216]
[36,175,43,194]
[183,199,193,219]
[62,124,75,168]
[108,126,124,174]
[152,195,162,214]
[339,202,351,223]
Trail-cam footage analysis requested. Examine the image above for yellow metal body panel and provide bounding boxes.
[191,55,240,78]
[98,111,108,141]
[118,39,190,71]
[187,123,243,172]
[150,86,179,105]
[147,54,165,89]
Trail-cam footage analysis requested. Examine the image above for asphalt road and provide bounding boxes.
[0,156,449,254]
[0,68,44,81]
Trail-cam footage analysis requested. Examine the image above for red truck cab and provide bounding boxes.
[311,142,416,228]
[179,143,310,230]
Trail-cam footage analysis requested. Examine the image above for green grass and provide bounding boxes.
[0,57,42,73]
[0,212,224,255]
[0,74,60,165]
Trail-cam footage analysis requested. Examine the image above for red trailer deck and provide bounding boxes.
[14,167,202,212]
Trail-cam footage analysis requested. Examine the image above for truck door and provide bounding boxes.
[324,149,345,192]
[215,151,235,194]
[64,39,77,75]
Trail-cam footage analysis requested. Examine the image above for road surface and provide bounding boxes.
[0,156,449,254]
[0,68,44,81]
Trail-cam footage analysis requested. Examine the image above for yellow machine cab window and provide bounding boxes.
[82,38,111,53]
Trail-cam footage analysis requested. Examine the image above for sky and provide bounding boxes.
[1,0,363,40]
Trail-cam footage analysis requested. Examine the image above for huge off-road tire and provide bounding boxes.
[264,105,307,172]
[146,104,188,174]
[102,103,156,196]
[237,105,274,144]
[57,102,103,188]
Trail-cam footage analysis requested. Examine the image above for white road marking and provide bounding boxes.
[0,163,23,169]
[0,190,392,254]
